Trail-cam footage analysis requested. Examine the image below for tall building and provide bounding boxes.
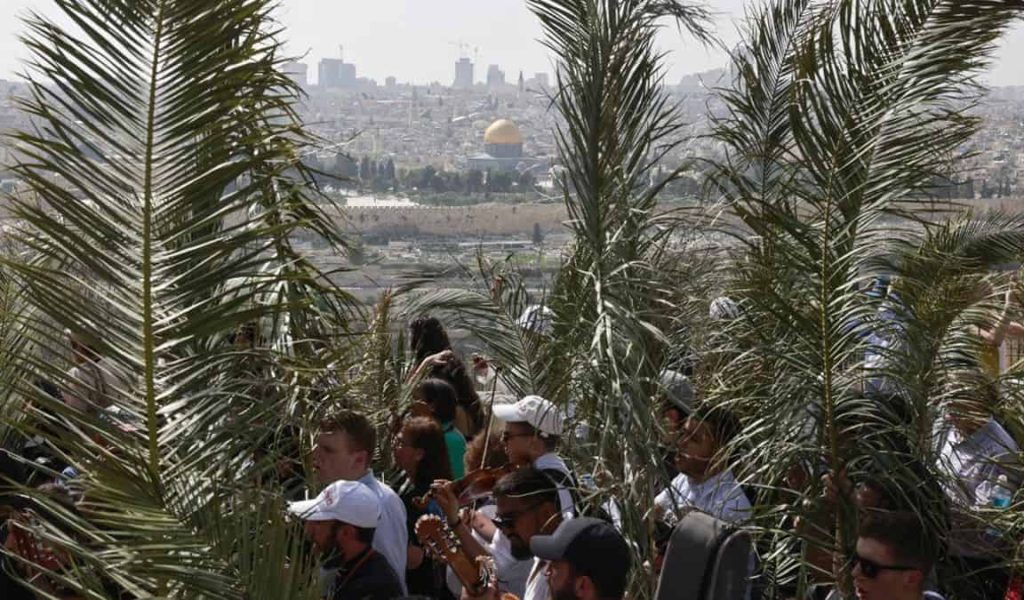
[282,61,308,88]
[385,76,397,88]
[319,58,357,89]
[454,58,474,89]
[486,64,505,88]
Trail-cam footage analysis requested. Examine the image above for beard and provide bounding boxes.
[551,575,577,600]
[508,536,533,560]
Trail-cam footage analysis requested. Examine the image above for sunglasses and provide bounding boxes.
[492,512,525,530]
[492,505,541,530]
[851,553,919,579]
[500,431,534,442]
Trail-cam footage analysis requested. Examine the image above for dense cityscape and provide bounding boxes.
[4,53,1024,223]
[2,52,1024,307]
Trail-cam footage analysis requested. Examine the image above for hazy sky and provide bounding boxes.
[1,0,1022,86]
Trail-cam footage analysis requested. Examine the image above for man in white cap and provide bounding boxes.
[289,480,404,600]
[494,395,577,517]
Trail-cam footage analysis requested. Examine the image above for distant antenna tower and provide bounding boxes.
[449,41,471,60]
[338,45,344,61]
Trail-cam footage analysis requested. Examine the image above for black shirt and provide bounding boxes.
[332,548,403,600]
[399,480,454,599]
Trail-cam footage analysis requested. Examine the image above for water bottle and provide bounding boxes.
[580,473,597,492]
[991,475,1013,509]
[985,474,1013,539]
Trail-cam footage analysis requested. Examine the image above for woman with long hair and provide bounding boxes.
[409,316,452,365]
[393,417,453,598]
[414,378,468,479]
[408,316,485,437]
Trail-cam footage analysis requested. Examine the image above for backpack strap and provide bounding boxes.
[539,467,580,517]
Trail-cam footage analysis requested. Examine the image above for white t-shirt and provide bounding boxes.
[523,557,550,600]
[936,417,1021,557]
[534,452,576,519]
[654,469,751,524]
[359,470,409,594]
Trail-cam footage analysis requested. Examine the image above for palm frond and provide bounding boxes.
[710,0,1024,595]
[0,0,343,596]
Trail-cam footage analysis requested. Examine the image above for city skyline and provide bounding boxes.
[0,0,1022,87]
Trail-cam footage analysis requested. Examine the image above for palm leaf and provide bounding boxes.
[0,0,343,596]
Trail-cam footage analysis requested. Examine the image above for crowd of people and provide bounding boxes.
[1,297,1023,600]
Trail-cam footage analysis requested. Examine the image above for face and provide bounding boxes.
[303,520,339,554]
[675,418,716,478]
[494,495,553,560]
[313,431,367,485]
[547,560,580,600]
[661,407,685,442]
[392,431,424,475]
[855,483,884,509]
[502,422,540,465]
[852,537,922,600]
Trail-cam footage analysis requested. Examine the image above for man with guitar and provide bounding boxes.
[455,467,564,600]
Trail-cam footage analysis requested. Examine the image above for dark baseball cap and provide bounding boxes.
[530,517,632,596]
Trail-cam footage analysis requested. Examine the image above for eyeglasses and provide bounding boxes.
[500,431,534,442]
[851,553,919,579]
[492,509,535,530]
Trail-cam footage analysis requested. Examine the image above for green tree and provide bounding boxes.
[0,1,354,597]
[486,170,513,193]
[707,0,1024,596]
[532,222,544,245]
[467,169,484,193]
[517,169,536,192]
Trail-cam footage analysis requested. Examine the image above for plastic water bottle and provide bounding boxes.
[985,474,1013,539]
[580,474,597,492]
[991,475,1013,509]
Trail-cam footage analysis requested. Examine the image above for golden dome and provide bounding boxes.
[484,119,523,145]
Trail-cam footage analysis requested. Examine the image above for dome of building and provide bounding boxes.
[484,119,524,145]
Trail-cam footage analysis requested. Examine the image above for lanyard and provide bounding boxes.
[335,549,377,592]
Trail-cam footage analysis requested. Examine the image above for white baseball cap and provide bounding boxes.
[287,480,380,528]
[516,305,554,336]
[493,395,564,437]
[709,296,741,321]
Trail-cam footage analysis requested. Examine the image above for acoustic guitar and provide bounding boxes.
[414,514,518,599]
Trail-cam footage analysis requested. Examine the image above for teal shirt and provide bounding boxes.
[443,422,467,479]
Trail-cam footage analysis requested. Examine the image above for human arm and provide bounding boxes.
[407,543,426,570]
[407,349,454,382]
[980,290,1022,347]
[431,481,490,560]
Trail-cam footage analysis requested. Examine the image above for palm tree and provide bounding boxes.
[0,0,353,596]
[708,0,1024,596]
